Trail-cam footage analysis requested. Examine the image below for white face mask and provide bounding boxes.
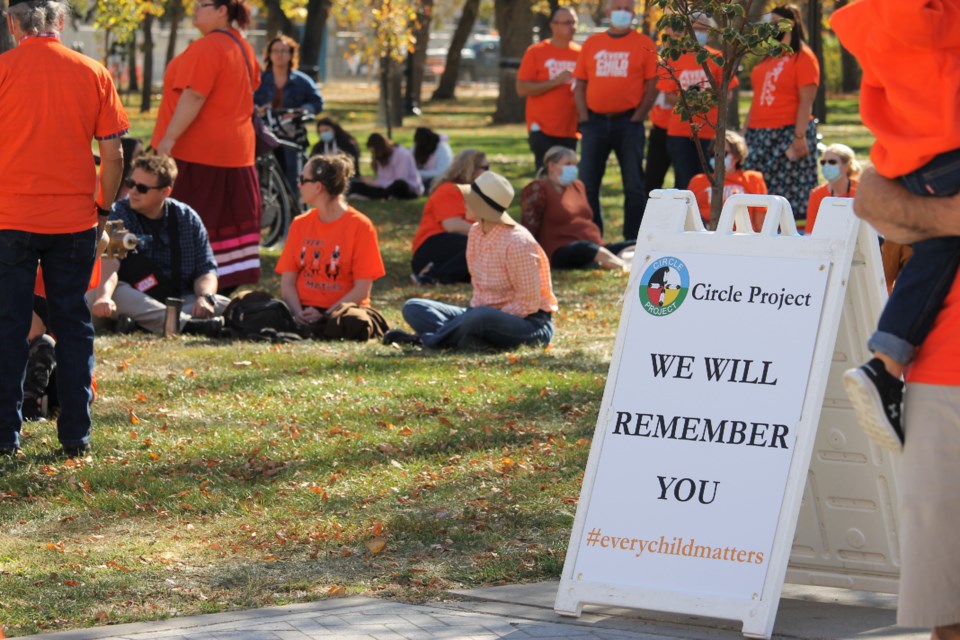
[694,30,708,46]
[610,9,633,29]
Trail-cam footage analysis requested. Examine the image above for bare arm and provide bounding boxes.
[853,167,960,244]
[516,70,572,98]
[574,80,589,123]
[441,217,474,235]
[90,258,121,318]
[280,270,319,325]
[156,88,206,156]
[632,77,659,123]
[96,138,123,237]
[787,83,817,159]
[328,279,374,315]
[190,272,219,318]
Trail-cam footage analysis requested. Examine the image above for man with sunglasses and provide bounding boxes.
[88,155,228,336]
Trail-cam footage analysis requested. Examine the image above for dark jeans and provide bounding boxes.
[0,228,97,450]
[869,148,960,364]
[528,130,578,171]
[645,125,671,195]
[350,179,419,200]
[551,240,636,269]
[411,233,470,284]
[578,112,647,241]
[402,299,553,350]
[666,135,711,190]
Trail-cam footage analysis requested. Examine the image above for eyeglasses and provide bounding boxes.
[196,2,216,9]
[298,176,320,185]
[819,158,841,166]
[271,48,293,55]
[124,178,166,194]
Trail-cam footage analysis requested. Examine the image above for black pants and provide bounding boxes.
[350,179,419,200]
[645,125,671,195]
[551,240,636,269]
[666,135,711,190]
[529,130,578,171]
[411,233,470,284]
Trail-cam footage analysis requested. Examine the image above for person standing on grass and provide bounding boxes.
[384,171,557,350]
[0,0,129,458]
[573,0,659,241]
[516,6,581,171]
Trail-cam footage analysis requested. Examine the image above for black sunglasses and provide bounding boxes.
[479,164,490,170]
[298,176,321,185]
[819,158,840,166]
[124,177,166,194]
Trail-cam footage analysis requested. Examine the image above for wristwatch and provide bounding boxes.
[203,293,217,306]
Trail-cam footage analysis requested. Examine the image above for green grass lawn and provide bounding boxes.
[0,90,872,637]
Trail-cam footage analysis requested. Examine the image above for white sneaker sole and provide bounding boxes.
[842,368,903,451]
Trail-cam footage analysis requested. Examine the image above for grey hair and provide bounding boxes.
[7,1,70,35]
[537,145,577,179]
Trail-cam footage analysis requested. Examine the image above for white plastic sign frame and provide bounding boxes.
[555,191,861,639]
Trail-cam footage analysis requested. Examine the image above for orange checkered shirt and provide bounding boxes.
[466,222,558,318]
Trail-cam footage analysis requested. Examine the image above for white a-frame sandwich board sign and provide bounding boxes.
[555,191,890,639]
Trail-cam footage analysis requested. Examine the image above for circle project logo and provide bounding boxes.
[639,256,690,316]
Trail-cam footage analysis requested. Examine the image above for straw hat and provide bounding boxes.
[457,171,516,226]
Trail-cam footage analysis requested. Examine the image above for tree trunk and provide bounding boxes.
[432,0,480,101]
[141,13,154,113]
[165,0,183,67]
[834,0,860,93]
[807,0,826,123]
[404,0,433,114]
[300,0,331,80]
[378,56,404,135]
[127,30,139,94]
[493,0,534,124]
[263,0,295,38]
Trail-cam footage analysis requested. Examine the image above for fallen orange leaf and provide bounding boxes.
[365,536,387,554]
[327,585,347,596]
[129,410,140,425]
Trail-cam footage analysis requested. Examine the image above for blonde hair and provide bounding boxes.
[432,149,487,193]
[718,130,748,169]
[823,143,863,179]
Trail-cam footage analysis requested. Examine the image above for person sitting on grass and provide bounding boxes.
[384,171,557,350]
[349,133,424,201]
[276,154,389,341]
[410,149,489,285]
[311,117,362,178]
[685,131,768,230]
[411,126,454,192]
[519,145,635,270]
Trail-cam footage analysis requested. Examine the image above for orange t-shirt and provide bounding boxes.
[275,207,385,309]
[831,0,960,177]
[657,48,738,139]
[411,182,469,254]
[35,260,102,298]
[151,29,259,168]
[687,170,767,229]
[804,179,857,234]
[574,30,658,114]
[649,93,672,129]
[747,44,820,129]
[0,38,129,234]
[517,40,581,138]
[908,269,960,385]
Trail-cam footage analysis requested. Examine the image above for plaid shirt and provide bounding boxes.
[466,222,558,318]
[110,198,218,295]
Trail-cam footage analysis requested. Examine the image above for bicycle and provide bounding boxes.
[257,108,313,248]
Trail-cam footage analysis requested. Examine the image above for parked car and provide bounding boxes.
[424,35,500,83]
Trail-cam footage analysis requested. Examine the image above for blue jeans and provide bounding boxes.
[0,228,97,450]
[401,299,553,350]
[666,135,712,190]
[578,113,647,241]
[869,148,960,364]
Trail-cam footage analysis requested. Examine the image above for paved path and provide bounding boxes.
[19,582,928,640]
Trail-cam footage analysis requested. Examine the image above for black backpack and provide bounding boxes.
[223,290,301,341]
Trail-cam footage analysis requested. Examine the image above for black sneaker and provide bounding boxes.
[182,317,225,338]
[382,329,423,347]
[843,358,905,451]
[59,444,90,459]
[115,314,137,334]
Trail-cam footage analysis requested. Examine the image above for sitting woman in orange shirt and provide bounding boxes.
[686,131,768,230]
[519,146,635,270]
[410,149,488,285]
[805,143,861,234]
[276,154,388,341]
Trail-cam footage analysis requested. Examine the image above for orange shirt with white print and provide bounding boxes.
[574,30,658,114]
[649,94,673,130]
[275,207,386,309]
[466,223,558,318]
[687,170,767,229]
[0,38,129,233]
[658,48,738,139]
[805,179,857,234]
[747,44,819,129]
[411,182,469,254]
[517,39,581,138]
[151,29,260,168]
[831,0,960,177]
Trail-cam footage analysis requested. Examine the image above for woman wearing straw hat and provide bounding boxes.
[383,171,558,350]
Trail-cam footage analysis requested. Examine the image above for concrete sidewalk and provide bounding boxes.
[20,581,927,640]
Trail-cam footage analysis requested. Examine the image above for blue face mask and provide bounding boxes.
[709,154,734,172]
[610,9,633,29]
[319,130,335,143]
[694,31,709,46]
[821,162,841,182]
[558,165,579,185]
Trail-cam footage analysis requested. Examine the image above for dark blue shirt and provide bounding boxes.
[110,198,218,296]
[254,69,324,113]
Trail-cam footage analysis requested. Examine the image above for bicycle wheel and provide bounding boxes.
[259,157,293,248]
